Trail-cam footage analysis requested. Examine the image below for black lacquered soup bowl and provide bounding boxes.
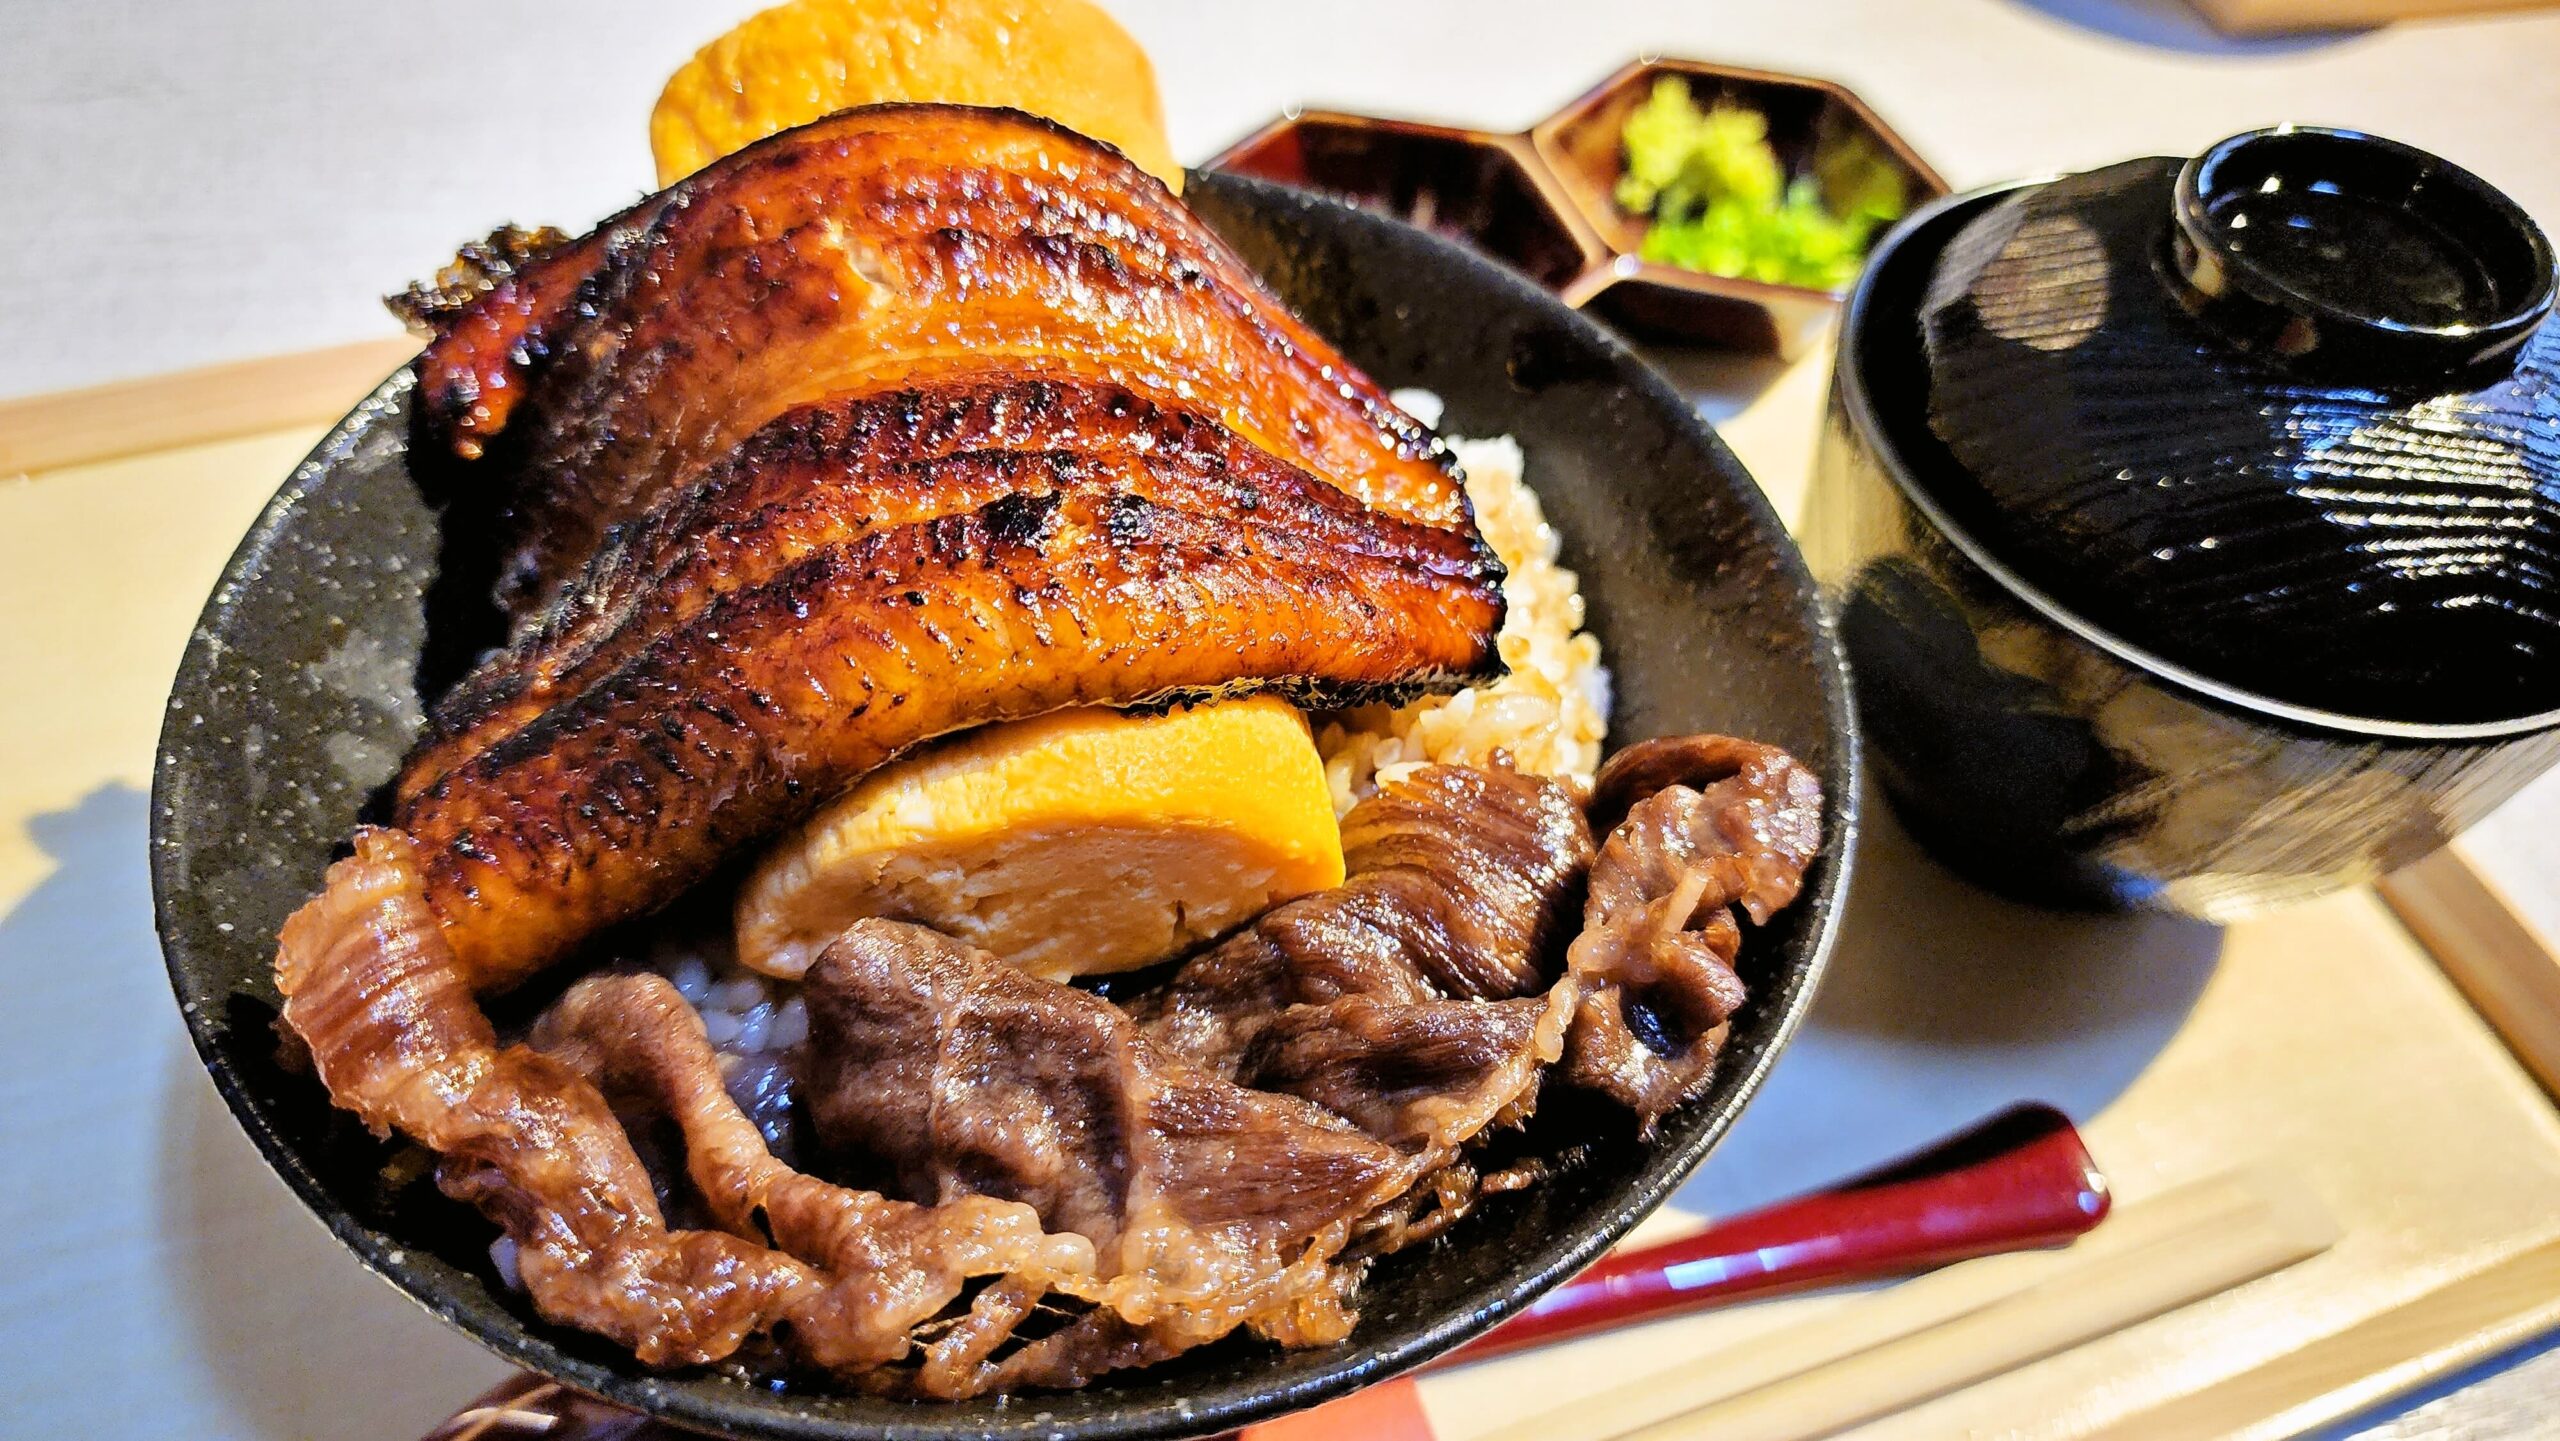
[1804,179,2560,920]
[151,170,1857,1440]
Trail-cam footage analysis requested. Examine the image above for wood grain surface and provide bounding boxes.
[0,337,416,477]
[2380,852,2560,1101]
[2186,0,2560,35]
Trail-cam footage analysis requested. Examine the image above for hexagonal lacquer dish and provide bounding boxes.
[1210,60,1947,358]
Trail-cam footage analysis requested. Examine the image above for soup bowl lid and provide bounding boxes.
[1903,127,2560,729]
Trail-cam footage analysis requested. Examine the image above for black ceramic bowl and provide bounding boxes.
[1803,178,2560,920]
[151,170,1856,1440]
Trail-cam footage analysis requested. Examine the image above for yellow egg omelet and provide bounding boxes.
[651,0,1182,191]
[737,698,1345,982]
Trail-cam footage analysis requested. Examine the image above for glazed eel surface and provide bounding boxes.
[359,103,1510,991]
[399,103,1472,623]
[395,370,1504,991]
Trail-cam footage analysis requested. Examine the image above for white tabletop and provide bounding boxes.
[11,0,2560,401]
[5,2,2559,1437]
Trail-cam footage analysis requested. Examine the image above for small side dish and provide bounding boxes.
[250,0,1826,1406]
[1210,58,1942,355]
[1615,77,1907,291]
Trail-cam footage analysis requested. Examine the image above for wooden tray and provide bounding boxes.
[2185,0,2560,36]
[6,341,2559,1441]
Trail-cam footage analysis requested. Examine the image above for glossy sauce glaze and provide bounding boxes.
[400,104,1473,623]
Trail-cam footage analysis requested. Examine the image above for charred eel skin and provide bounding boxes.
[396,378,1505,991]
[400,373,1496,806]
[398,102,1476,621]
[370,103,1512,991]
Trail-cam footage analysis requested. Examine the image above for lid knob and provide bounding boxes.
[2168,126,2555,377]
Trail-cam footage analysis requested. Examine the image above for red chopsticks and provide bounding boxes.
[1236,1104,2108,1441]
[1442,1102,2109,1365]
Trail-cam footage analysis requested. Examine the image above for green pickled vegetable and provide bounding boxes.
[1615,77,1906,292]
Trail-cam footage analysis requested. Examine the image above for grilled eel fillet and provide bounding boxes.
[392,375,1503,993]
[350,102,1515,993]
[397,374,1441,807]
[396,102,1472,622]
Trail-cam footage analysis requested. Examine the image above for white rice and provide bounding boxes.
[1315,391,1612,814]
[642,920,801,1143]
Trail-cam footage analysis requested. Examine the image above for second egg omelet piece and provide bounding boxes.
[737,697,1346,983]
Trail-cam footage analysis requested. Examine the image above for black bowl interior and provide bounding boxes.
[150,169,1857,1441]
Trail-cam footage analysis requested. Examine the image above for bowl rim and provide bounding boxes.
[152,167,1860,1441]
[1838,175,2560,744]
[2175,125,2558,355]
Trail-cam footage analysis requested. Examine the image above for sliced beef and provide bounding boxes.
[793,918,1472,1390]
[280,742,1817,1398]
[1138,761,1593,1082]
[1563,736,1826,1131]
[799,919,1417,1283]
